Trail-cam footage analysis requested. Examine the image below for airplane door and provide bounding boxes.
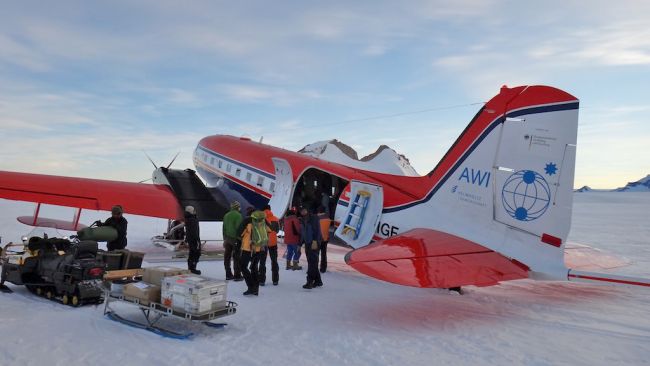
[268,158,293,218]
[334,181,383,248]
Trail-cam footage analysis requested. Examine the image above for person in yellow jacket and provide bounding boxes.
[317,206,332,273]
[259,205,280,286]
[238,209,272,296]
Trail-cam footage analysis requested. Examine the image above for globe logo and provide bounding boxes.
[501,170,551,221]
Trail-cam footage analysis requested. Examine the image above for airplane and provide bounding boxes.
[1,84,649,290]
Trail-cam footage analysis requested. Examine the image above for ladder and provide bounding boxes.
[341,190,371,240]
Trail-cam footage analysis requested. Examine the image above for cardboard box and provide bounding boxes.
[161,274,228,314]
[123,282,160,306]
[142,266,189,286]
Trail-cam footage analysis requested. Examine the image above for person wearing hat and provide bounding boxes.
[222,201,243,281]
[184,205,202,275]
[94,205,128,251]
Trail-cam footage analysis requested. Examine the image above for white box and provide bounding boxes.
[161,274,228,315]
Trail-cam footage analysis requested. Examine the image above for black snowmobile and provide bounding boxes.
[0,237,105,306]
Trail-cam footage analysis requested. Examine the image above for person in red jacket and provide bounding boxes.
[259,205,280,286]
[283,209,302,270]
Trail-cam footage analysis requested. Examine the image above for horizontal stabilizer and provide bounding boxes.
[344,228,529,288]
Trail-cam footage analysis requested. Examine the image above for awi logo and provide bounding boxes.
[501,170,551,221]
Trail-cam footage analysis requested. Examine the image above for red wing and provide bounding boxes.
[344,228,529,288]
[0,170,182,220]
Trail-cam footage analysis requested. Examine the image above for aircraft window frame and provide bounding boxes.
[210,157,214,165]
[218,160,223,169]
[246,172,252,182]
[226,164,232,172]
[235,168,242,177]
[270,182,276,193]
[257,176,264,187]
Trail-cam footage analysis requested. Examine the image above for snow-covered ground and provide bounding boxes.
[0,193,649,366]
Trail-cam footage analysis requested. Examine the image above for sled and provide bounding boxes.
[103,290,237,339]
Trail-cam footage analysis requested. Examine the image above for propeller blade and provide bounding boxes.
[143,151,158,169]
[166,151,180,169]
[138,178,152,183]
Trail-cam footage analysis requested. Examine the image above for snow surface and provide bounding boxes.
[1,193,650,366]
[299,140,419,176]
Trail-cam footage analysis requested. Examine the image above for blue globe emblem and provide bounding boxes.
[501,170,551,221]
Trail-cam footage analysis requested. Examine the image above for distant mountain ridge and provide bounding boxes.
[298,140,419,176]
[574,174,650,192]
[614,174,650,192]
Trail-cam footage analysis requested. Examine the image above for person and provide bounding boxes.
[320,191,331,218]
[222,201,243,281]
[238,209,270,296]
[317,206,332,273]
[259,205,280,286]
[184,205,202,275]
[94,205,128,251]
[283,209,302,270]
[299,207,322,289]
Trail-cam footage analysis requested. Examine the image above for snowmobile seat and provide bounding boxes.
[74,241,99,259]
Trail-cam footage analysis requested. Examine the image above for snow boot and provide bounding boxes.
[286,260,291,270]
[190,269,202,275]
[233,276,244,282]
[314,280,323,287]
[292,261,302,271]
[273,280,278,286]
[302,281,314,290]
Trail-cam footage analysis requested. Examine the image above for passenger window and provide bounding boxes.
[257,176,264,187]
[218,160,223,169]
[210,157,214,165]
[235,168,241,177]
[246,172,252,182]
[227,164,231,172]
[270,182,276,193]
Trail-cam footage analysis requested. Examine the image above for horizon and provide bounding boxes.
[1,1,649,189]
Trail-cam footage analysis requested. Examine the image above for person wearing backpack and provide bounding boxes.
[283,209,302,270]
[259,205,280,286]
[239,209,271,296]
[299,207,322,289]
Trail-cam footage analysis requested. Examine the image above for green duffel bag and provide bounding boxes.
[77,226,118,242]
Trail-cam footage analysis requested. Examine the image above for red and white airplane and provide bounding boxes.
[2,85,649,289]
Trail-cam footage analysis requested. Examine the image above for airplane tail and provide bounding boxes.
[423,85,580,279]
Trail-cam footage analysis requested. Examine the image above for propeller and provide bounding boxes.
[143,151,158,169]
[166,151,180,169]
[137,151,181,183]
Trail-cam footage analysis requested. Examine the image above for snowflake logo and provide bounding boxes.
[545,162,557,176]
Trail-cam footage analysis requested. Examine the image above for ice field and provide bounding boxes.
[0,192,649,366]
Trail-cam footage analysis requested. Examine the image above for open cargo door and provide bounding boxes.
[334,181,383,248]
[267,158,293,218]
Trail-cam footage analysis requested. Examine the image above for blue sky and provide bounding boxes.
[1,0,648,188]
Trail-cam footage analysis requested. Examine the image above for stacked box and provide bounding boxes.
[142,266,190,286]
[123,282,161,305]
[161,274,228,315]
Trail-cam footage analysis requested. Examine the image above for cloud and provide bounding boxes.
[219,84,322,106]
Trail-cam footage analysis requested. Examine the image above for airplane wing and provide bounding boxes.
[344,228,529,288]
[0,170,182,220]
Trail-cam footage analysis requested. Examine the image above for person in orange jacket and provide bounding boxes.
[317,206,332,273]
[259,205,280,286]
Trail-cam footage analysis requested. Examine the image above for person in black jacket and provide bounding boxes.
[95,205,128,251]
[300,207,322,289]
[184,206,202,275]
